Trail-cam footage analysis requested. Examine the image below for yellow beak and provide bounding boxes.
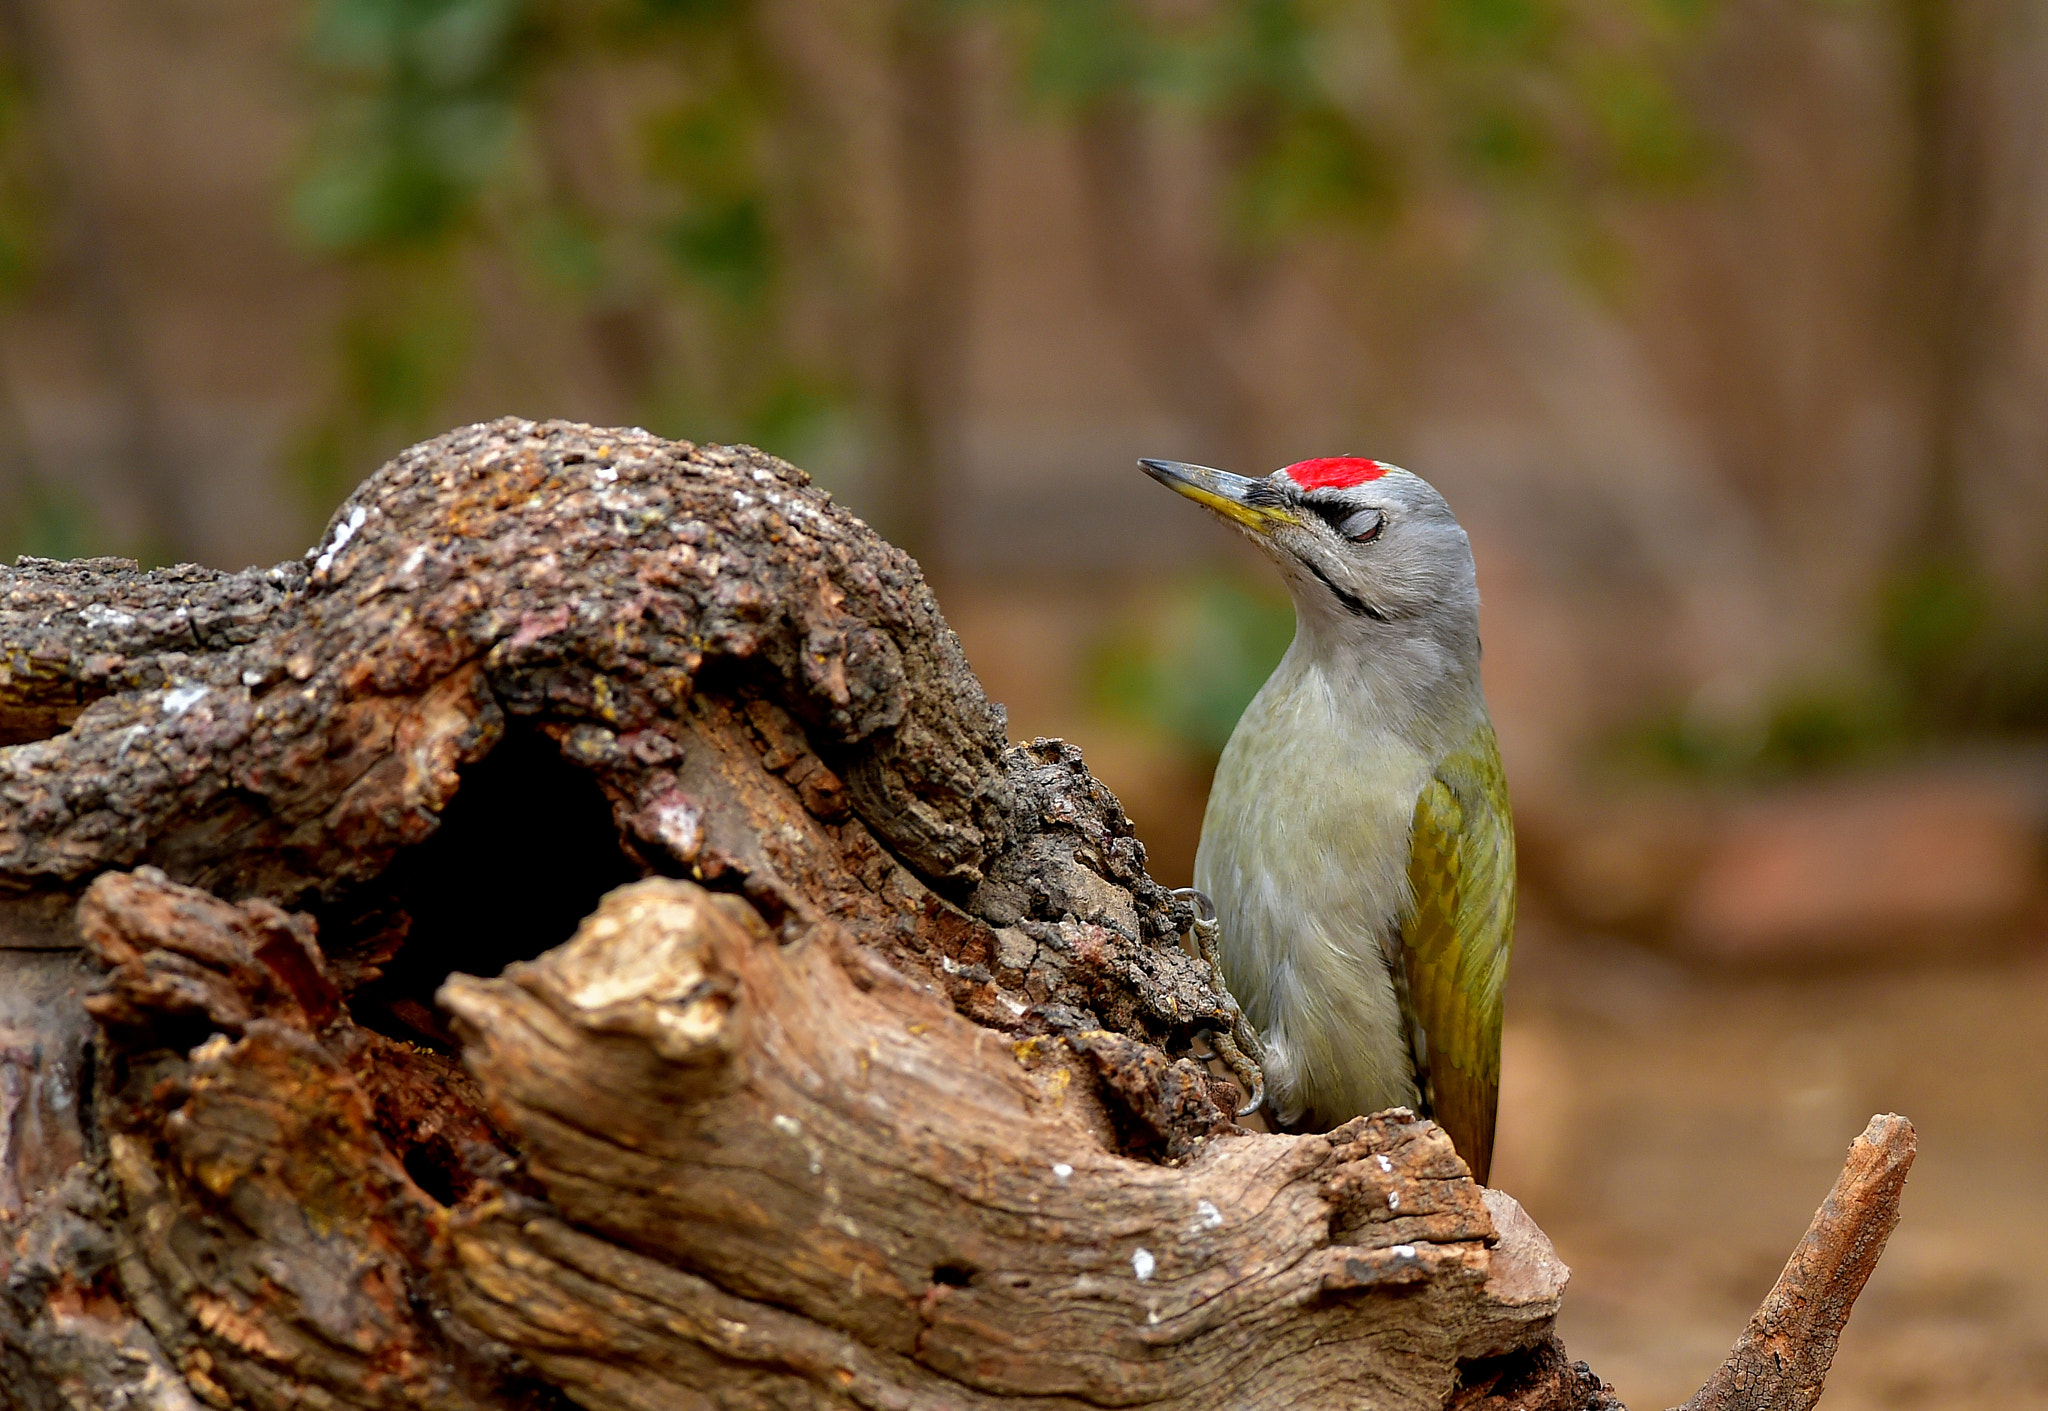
[1139,459,1301,533]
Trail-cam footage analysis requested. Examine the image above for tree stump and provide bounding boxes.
[0,420,1910,1410]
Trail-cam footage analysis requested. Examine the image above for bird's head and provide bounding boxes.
[1141,454,1481,675]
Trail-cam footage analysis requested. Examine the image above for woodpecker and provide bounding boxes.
[1142,455,1514,1184]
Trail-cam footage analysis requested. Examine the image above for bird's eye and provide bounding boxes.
[1340,509,1384,543]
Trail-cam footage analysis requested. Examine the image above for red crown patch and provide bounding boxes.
[1283,457,1386,490]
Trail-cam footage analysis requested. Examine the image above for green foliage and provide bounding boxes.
[290,272,474,508]
[1629,560,2048,780]
[1583,55,1711,190]
[1088,572,1296,758]
[288,0,533,517]
[0,25,75,560]
[995,0,1718,257]
[1237,98,1402,236]
[0,51,44,298]
[1879,560,2048,736]
[1631,684,1901,780]
[286,0,857,524]
[640,27,780,309]
[1879,560,1991,715]
[623,2,853,467]
[294,0,528,252]
[1004,0,1149,101]
[0,480,97,563]
[279,0,1730,539]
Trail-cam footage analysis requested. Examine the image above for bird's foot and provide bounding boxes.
[1171,887,1267,1117]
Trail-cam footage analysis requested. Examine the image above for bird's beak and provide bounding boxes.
[1139,458,1300,534]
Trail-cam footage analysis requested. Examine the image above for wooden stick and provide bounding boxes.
[1674,1114,1916,1411]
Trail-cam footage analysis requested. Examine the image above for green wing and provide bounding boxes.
[1400,722,1515,1185]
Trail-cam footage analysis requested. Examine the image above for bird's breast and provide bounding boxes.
[1193,660,1435,1124]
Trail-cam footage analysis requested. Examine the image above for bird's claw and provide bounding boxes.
[1171,887,1267,1117]
[1204,1027,1266,1116]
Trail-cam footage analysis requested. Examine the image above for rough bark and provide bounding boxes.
[0,419,1905,1409]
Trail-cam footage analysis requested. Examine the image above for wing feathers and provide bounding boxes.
[1399,725,1514,1185]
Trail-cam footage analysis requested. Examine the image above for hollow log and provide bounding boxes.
[0,419,1909,1409]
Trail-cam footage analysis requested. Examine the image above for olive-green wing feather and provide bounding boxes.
[1399,722,1515,1184]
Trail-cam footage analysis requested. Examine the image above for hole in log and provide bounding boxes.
[331,723,643,1048]
[400,1140,461,1209]
[931,1264,974,1288]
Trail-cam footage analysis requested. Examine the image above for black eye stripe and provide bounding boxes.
[1303,498,1352,530]
[1303,498,1384,541]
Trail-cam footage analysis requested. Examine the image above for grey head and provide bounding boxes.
[1139,456,1480,671]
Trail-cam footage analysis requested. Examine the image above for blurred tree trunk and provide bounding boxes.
[881,0,971,576]
[1893,0,2045,568]
[0,0,188,561]
[528,58,664,424]
[1074,94,1263,472]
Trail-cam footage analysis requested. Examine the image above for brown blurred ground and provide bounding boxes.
[1504,922,2048,1411]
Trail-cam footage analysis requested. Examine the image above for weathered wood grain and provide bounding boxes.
[440,877,1568,1409]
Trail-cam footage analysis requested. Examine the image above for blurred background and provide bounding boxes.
[1,0,2044,1404]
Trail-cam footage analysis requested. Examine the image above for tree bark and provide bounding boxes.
[0,419,1906,1409]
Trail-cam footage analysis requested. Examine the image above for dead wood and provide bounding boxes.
[0,418,1903,1409]
[438,876,1564,1409]
[1674,1114,1916,1411]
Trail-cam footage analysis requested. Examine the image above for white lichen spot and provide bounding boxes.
[1376,1154,1393,1173]
[1147,1306,1161,1325]
[162,684,208,716]
[80,603,136,632]
[1052,1163,1073,1181]
[241,669,264,688]
[772,1114,803,1139]
[651,797,703,863]
[400,545,429,577]
[1388,1190,1400,1210]
[1131,1249,1155,1282]
[41,1062,71,1112]
[732,489,755,508]
[314,504,369,574]
[1195,1200,1223,1230]
[594,465,619,485]
[1392,1245,1417,1260]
